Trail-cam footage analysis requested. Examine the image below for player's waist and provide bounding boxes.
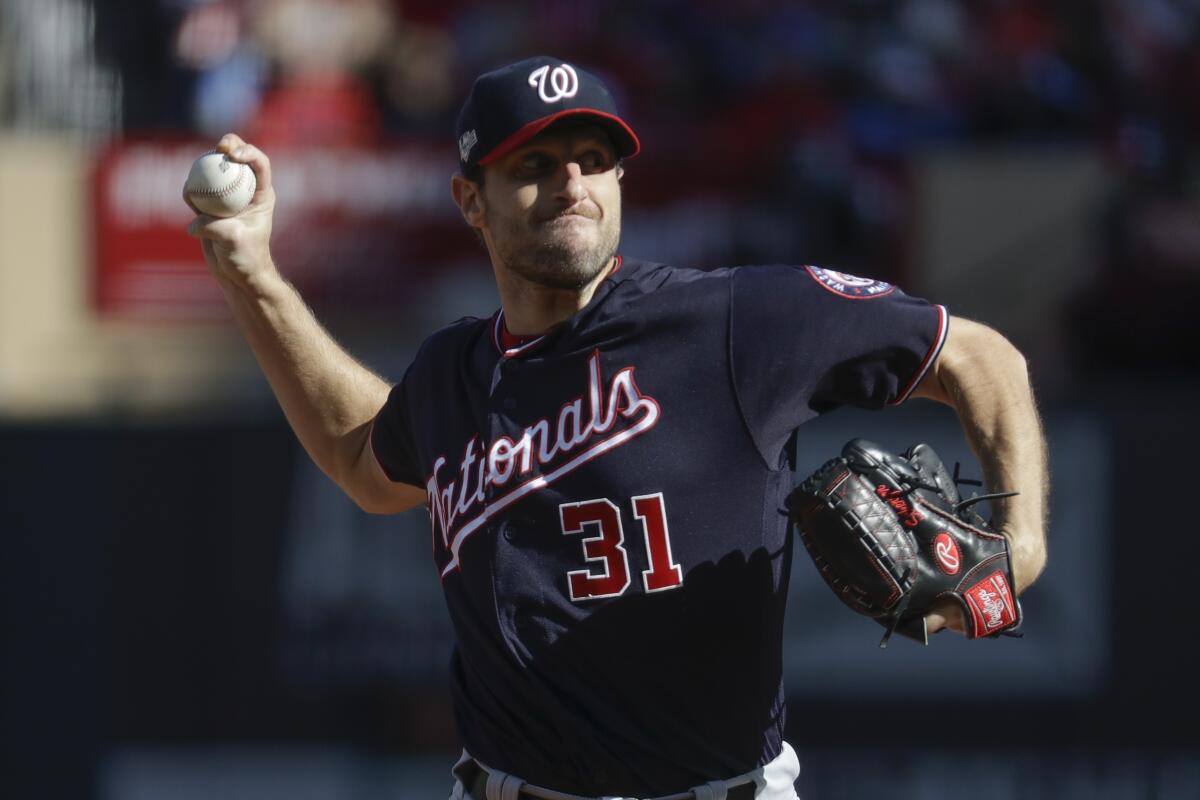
[459,759,756,800]
[454,743,800,800]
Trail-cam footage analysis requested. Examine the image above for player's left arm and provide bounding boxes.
[909,315,1049,633]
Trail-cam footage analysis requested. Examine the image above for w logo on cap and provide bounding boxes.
[528,63,579,103]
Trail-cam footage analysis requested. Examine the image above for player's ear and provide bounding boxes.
[451,173,486,229]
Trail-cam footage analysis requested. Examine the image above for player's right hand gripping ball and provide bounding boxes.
[183,151,256,217]
[786,439,1023,647]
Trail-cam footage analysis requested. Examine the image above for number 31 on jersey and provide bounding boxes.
[558,493,684,601]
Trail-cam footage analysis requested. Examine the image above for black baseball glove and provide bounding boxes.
[786,438,1023,647]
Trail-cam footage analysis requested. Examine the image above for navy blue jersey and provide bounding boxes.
[371,258,946,796]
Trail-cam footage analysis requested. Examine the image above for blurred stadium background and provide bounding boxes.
[2,0,1199,798]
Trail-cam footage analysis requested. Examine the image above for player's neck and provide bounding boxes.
[494,256,617,336]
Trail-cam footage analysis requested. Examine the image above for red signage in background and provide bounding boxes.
[92,140,469,320]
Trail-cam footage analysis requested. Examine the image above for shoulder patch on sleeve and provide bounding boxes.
[805,265,895,299]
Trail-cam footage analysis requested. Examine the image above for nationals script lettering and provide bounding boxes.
[428,351,661,576]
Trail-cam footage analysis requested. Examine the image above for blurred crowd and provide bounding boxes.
[90,0,1200,155]
[4,0,1197,372]
[87,0,1198,371]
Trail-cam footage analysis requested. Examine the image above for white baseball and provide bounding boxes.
[184,151,256,217]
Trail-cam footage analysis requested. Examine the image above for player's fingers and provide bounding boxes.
[187,214,236,240]
[925,598,966,635]
[222,140,273,196]
[215,132,246,155]
[187,214,215,238]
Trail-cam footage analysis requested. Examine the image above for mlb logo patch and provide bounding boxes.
[458,129,478,162]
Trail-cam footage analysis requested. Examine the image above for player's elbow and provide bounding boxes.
[347,485,387,514]
[986,327,1030,382]
[345,475,427,515]
[344,481,396,515]
[357,499,398,516]
[985,333,1031,393]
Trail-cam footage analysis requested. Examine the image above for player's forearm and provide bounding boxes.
[219,266,390,491]
[933,322,1048,593]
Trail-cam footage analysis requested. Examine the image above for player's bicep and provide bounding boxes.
[908,315,1016,406]
[353,422,426,514]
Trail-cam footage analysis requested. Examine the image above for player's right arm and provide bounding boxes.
[185,133,426,515]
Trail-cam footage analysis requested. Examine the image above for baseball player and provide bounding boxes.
[186,56,1047,800]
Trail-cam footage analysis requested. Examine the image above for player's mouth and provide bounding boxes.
[538,205,599,225]
[542,214,593,226]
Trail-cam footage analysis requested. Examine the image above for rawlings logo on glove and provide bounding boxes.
[786,438,1023,647]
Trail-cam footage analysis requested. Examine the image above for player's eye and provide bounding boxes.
[577,149,612,173]
[517,153,554,176]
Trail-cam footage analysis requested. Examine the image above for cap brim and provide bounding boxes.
[476,108,640,167]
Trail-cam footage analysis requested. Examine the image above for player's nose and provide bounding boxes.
[554,162,588,205]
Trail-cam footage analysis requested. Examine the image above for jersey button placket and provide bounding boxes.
[495,359,520,414]
[486,359,516,502]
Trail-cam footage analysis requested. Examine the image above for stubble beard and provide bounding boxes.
[492,205,622,291]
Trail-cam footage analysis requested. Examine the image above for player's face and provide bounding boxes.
[478,124,623,290]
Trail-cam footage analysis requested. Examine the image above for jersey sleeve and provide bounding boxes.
[729,264,947,463]
[369,366,425,488]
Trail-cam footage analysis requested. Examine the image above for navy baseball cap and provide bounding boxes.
[456,55,640,174]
